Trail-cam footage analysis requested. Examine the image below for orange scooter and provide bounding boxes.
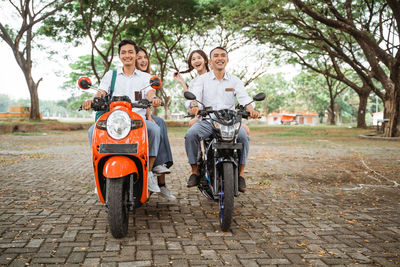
[78,76,161,238]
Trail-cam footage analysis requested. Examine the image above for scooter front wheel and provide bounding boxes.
[107,178,129,238]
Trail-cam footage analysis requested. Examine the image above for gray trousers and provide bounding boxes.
[184,120,249,165]
[88,119,161,157]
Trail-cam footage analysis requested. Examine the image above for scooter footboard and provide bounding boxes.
[103,156,138,178]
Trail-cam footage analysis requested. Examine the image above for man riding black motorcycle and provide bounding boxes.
[184,47,259,192]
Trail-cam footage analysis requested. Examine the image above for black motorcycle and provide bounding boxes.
[184,91,265,231]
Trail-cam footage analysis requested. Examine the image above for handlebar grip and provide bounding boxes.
[78,102,95,111]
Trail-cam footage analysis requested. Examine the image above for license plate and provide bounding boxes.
[99,143,138,154]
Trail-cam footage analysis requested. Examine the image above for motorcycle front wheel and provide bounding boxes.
[219,162,234,232]
[107,178,129,238]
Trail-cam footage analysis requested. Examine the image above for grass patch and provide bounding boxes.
[12,132,47,136]
[249,125,370,138]
[0,118,59,125]
[167,126,188,137]
[166,124,373,139]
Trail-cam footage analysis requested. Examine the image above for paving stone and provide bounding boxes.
[0,132,399,266]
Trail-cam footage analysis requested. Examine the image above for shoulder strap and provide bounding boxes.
[110,69,117,95]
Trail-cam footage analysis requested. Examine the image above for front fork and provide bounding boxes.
[211,143,242,198]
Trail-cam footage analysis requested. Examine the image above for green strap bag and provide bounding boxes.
[95,70,117,122]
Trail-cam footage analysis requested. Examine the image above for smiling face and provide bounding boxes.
[118,44,136,68]
[190,52,207,74]
[136,50,149,73]
[210,48,228,72]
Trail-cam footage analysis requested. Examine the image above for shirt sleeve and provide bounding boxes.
[234,77,254,108]
[99,70,113,93]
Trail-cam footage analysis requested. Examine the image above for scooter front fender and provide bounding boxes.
[103,156,138,178]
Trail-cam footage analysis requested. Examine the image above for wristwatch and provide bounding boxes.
[190,102,198,108]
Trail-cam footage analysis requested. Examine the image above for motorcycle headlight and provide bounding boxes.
[107,110,131,140]
[220,125,236,141]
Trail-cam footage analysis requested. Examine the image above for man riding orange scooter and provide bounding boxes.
[80,39,163,238]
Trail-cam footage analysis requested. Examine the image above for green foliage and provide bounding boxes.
[63,54,113,90]
[251,73,291,114]
[292,71,329,116]
[42,0,221,117]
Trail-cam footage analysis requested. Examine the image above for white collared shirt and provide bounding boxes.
[99,68,154,117]
[186,71,253,110]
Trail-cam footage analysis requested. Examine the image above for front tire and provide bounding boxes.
[107,178,129,238]
[219,162,234,232]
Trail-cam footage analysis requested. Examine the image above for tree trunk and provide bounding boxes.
[163,96,171,120]
[28,81,41,120]
[15,49,41,120]
[356,92,368,128]
[328,100,335,125]
[164,104,169,120]
[383,89,400,137]
[335,103,340,125]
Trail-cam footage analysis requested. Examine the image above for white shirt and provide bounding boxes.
[99,68,154,117]
[188,75,200,91]
[186,71,253,110]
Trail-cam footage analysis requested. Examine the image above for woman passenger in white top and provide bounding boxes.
[173,49,210,92]
[135,46,176,201]
[173,50,209,127]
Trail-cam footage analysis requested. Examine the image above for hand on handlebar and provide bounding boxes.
[249,109,260,119]
[82,99,93,110]
[152,98,162,107]
[189,106,199,115]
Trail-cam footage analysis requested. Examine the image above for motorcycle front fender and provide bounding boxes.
[103,156,138,178]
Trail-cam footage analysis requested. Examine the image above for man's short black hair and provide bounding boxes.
[210,46,228,58]
[118,39,138,54]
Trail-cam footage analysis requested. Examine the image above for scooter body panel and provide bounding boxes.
[92,102,149,204]
[103,156,138,178]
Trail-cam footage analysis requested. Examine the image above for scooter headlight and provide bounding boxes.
[107,110,131,140]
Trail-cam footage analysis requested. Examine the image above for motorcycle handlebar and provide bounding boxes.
[193,109,260,120]
[78,98,164,111]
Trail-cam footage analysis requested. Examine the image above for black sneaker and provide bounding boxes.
[238,176,246,193]
[187,174,200,187]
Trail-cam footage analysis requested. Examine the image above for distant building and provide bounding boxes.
[0,106,41,118]
[266,111,319,125]
[169,111,185,120]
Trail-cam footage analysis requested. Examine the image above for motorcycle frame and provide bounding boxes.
[207,140,242,198]
[92,100,149,205]
[200,118,243,199]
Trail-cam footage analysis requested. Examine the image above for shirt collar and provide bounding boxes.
[117,67,140,76]
[210,71,229,80]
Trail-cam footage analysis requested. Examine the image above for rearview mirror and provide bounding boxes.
[78,77,92,90]
[253,92,266,101]
[150,76,162,89]
[184,91,196,100]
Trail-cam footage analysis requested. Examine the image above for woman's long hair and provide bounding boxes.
[178,49,209,74]
[136,47,150,73]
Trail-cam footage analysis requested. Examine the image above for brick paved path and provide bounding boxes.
[0,131,399,266]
